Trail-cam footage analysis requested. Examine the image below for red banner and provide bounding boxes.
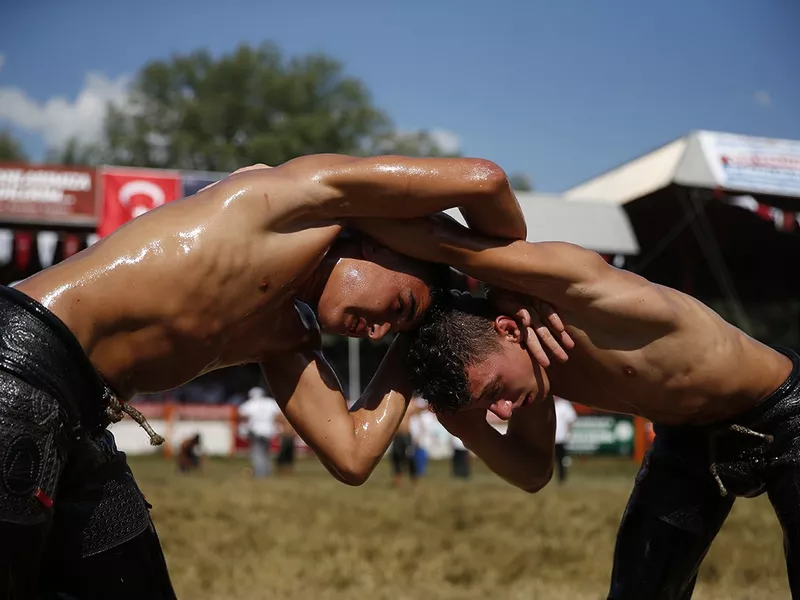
[0,163,98,227]
[99,168,182,237]
[14,231,33,271]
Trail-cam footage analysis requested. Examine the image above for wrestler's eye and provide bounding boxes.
[396,298,404,315]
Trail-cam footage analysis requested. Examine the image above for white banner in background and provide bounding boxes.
[698,132,800,197]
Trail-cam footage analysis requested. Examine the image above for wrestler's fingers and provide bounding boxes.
[529,311,569,364]
[515,308,532,329]
[522,322,550,368]
[537,302,576,351]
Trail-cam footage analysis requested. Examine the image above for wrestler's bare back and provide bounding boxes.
[16,167,341,398]
[353,217,793,425]
[537,268,791,424]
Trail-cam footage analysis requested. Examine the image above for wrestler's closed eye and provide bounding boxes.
[477,375,502,408]
[397,293,417,323]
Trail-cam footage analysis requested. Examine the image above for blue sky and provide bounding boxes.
[1,0,798,192]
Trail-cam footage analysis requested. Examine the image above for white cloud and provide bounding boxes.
[429,128,461,154]
[753,90,772,108]
[0,72,131,149]
[0,54,6,75]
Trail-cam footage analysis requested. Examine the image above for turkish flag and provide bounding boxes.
[99,168,182,237]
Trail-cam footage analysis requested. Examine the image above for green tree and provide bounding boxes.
[368,130,461,158]
[0,130,28,162]
[45,137,101,166]
[102,43,453,170]
[509,172,534,191]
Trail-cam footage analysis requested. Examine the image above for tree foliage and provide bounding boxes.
[102,43,457,170]
[0,130,28,162]
[509,172,534,191]
[45,137,101,166]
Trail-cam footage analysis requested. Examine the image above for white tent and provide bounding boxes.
[564,130,800,205]
[445,191,639,255]
[561,130,800,338]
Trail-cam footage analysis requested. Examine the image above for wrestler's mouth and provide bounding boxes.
[346,314,368,336]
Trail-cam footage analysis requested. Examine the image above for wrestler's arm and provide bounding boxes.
[260,334,413,487]
[275,154,526,240]
[437,397,556,492]
[353,215,611,308]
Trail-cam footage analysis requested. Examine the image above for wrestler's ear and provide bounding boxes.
[494,316,522,343]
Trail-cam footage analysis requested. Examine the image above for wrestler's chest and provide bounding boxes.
[218,300,316,363]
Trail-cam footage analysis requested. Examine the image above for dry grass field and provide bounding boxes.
[132,455,792,600]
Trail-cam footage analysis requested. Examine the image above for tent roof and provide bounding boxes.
[446,192,639,255]
[563,130,800,205]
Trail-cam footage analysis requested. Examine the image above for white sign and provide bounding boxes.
[698,132,800,197]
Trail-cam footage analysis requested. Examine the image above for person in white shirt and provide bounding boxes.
[238,387,282,478]
[554,397,578,484]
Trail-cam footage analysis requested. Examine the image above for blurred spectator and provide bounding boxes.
[408,397,431,475]
[275,412,297,475]
[411,399,457,470]
[177,433,202,473]
[451,435,471,479]
[554,397,578,484]
[391,402,425,486]
[238,387,281,478]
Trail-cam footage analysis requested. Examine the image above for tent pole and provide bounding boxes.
[348,336,361,403]
[677,188,752,334]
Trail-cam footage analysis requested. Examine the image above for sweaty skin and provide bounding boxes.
[15,154,527,485]
[355,216,793,490]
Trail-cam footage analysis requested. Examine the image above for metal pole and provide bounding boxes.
[348,337,361,402]
[679,189,752,334]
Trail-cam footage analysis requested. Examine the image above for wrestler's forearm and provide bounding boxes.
[261,335,413,486]
[346,335,416,477]
[352,216,535,292]
[457,424,553,492]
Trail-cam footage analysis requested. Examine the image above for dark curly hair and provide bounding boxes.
[405,291,500,413]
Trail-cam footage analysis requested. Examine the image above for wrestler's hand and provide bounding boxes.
[486,286,575,367]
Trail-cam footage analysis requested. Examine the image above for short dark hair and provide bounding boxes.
[405,291,500,413]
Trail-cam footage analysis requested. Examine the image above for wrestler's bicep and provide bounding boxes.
[287,155,509,221]
[260,350,358,471]
[261,350,346,420]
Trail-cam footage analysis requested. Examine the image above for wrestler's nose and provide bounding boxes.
[368,322,392,340]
